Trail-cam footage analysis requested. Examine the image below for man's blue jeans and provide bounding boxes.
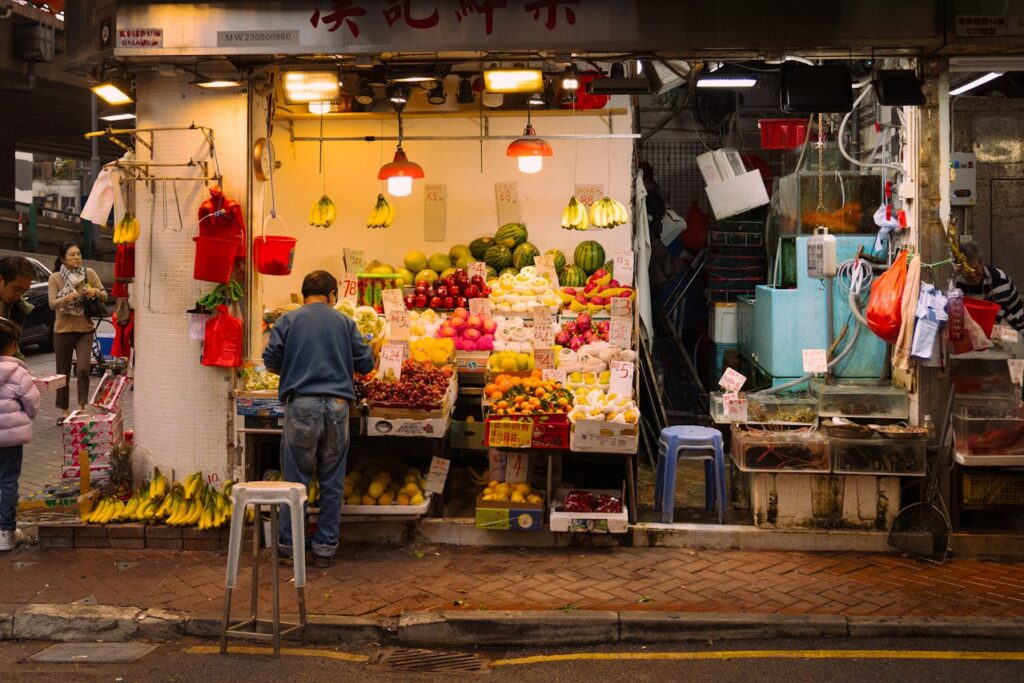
[277,397,349,559]
[0,446,23,532]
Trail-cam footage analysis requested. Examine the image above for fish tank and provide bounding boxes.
[949,357,1017,401]
[710,392,817,425]
[830,436,927,477]
[812,380,910,420]
[953,406,1024,458]
[773,164,882,236]
[730,426,829,473]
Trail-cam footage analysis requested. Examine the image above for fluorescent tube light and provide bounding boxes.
[949,72,1003,96]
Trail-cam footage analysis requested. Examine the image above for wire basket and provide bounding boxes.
[962,472,1024,506]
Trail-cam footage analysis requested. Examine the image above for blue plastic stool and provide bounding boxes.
[655,425,727,524]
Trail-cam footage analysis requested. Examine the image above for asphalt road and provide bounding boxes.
[1,637,1023,682]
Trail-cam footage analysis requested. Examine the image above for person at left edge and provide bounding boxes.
[0,256,35,362]
[262,270,375,569]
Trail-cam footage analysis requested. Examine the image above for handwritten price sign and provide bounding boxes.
[381,288,406,316]
[575,184,604,207]
[533,254,559,286]
[504,452,529,483]
[610,297,633,319]
[469,298,492,317]
[468,261,487,280]
[609,360,635,398]
[531,305,554,345]
[344,248,366,275]
[1009,359,1024,386]
[609,317,632,349]
[534,347,555,370]
[489,419,533,449]
[424,184,447,242]
[542,368,567,384]
[425,456,450,495]
[495,182,520,225]
[339,273,359,304]
[379,341,407,380]
[723,394,748,422]
[613,250,635,286]
[387,310,411,340]
[802,349,828,374]
[718,367,747,393]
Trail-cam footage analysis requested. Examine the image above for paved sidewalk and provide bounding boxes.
[2,544,1022,620]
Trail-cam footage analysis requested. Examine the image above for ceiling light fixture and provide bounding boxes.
[378,108,424,197]
[388,83,408,105]
[99,105,136,122]
[283,70,340,103]
[949,72,1003,96]
[560,64,579,91]
[427,81,447,105]
[528,91,546,107]
[308,101,332,115]
[507,106,553,174]
[91,82,133,105]
[696,65,757,88]
[483,66,544,93]
[355,79,374,106]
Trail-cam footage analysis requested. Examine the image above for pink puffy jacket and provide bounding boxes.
[0,357,40,447]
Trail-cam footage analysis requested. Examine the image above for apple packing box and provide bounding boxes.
[62,410,123,437]
[61,463,111,485]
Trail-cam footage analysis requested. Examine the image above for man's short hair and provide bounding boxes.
[301,270,338,299]
[0,317,21,352]
[0,256,35,283]
[959,239,984,264]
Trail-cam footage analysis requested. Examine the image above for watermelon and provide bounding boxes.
[546,249,567,274]
[484,244,513,270]
[499,267,518,277]
[603,259,614,276]
[560,265,588,287]
[573,240,606,275]
[512,241,539,270]
[470,237,495,260]
[494,222,528,249]
[486,266,498,279]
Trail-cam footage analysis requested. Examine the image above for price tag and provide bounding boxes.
[534,347,555,370]
[424,184,446,242]
[802,348,828,374]
[424,456,450,495]
[387,310,411,340]
[993,324,1020,344]
[1009,359,1024,386]
[468,261,487,280]
[339,272,359,304]
[379,341,407,380]
[504,451,529,483]
[609,317,632,349]
[469,298,492,318]
[613,250,635,286]
[610,297,633,319]
[533,254,559,286]
[723,393,748,422]
[575,183,604,207]
[495,181,520,225]
[343,248,366,274]
[542,368,567,384]
[609,360,635,398]
[531,305,554,345]
[381,288,405,316]
[718,367,747,393]
[488,419,533,448]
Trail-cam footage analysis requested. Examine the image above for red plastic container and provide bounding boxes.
[193,235,241,283]
[964,297,1000,337]
[254,236,296,276]
[759,118,810,150]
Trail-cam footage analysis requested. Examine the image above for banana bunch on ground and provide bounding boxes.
[366,193,394,229]
[113,211,140,244]
[84,495,127,524]
[561,196,589,231]
[309,194,337,228]
[309,476,320,507]
[589,196,629,229]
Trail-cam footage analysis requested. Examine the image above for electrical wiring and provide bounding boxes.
[838,86,904,174]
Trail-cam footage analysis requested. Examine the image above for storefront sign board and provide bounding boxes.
[575,184,604,207]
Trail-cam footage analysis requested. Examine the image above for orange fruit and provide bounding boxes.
[485,383,498,395]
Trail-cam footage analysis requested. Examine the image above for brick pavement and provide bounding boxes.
[2,544,1022,620]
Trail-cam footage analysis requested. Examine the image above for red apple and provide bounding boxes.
[404,295,417,309]
[429,295,443,309]
[434,285,448,297]
[471,275,484,286]
[455,297,467,308]
[449,285,461,298]
[463,285,479,299]
[415,294,429,308]
[443,296,455,309]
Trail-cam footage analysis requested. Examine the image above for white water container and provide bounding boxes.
[807,227,837,278]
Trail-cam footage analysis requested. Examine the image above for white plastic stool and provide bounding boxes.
[220,481,307,656]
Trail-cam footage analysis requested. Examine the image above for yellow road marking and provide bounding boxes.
[186,645,369,662]
[492,650,1024,666]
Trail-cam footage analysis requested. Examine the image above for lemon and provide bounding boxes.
[496,494,510,502]
[526,494,542,504]
[515,353,532,371]
[378,492,394,506]
[397,493,411,505]
[488,480,500,488]
[510,492,526,503]
[431,348,451,364]
[410,493,424,505]
[404,482,420,497]
[496,483,512,497]
[501,356,518,372]
[514,482,532,495]
[361,494,377,506]
[367,481,385,498]
[482,494,494,501]
[346,493,362,506]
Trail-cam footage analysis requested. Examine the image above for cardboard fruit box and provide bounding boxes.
[569,419,640,454]
[549,487,629,534]
[366,381,456,439]
[475,491,545,531]
[484,413,569,450]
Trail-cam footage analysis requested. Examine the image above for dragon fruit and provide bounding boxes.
[555,330,572,346]
[569,334,586,351]
[576,312,592,332]
[597,320,610,334]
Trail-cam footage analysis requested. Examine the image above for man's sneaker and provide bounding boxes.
[313,554,334,569]
[0,529,15,551]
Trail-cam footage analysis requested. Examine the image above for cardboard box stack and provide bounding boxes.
[61,410,123,486]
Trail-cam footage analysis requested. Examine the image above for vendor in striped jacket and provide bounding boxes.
[956,240,1024,334]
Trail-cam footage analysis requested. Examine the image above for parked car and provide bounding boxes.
[20,256,55,352]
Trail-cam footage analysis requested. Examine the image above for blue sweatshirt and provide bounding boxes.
[262,303,376,402]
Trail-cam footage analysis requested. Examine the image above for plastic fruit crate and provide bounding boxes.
[759,118,810,150]
[962,472,1024,506]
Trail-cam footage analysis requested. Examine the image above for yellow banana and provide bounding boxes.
[310,194,336,228]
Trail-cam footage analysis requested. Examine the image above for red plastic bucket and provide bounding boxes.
[964,296,1000,337]
[254,236,296,276]
[193,235,241,283]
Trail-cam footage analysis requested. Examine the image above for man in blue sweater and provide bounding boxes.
[263,270,375,568]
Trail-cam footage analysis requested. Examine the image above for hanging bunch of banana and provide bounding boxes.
[561,195,589,231]
[309,194,337,228]
[366,193,394,229]
[308,476,320,507]
[589,196,629,229]
[113,212,140,244]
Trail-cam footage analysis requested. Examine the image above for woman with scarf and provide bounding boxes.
[48,242,107,421]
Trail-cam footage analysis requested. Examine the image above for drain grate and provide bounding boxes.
[378,647,489,674]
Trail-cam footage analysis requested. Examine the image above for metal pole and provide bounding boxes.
[90,93,102,258]
[291,133,640,143]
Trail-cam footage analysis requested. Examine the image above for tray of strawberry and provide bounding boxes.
[360,360,453,410]
[485,370,574,417]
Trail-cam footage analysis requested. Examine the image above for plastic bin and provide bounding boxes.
[830,436,927,476]
[964,297,1000,337]
[96,332,114,358]
[758,118,810,150]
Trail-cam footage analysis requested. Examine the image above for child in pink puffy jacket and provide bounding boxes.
[0,318,40,551]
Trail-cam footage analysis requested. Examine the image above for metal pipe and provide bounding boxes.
[291,133,640,143]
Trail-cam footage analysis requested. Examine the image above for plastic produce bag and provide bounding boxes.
[866,250,909,343]
[202,304,243,368]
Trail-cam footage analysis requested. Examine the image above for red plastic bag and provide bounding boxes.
[866,250,909,343]
[202,304,243,368]
[198,186,246,259]
[681,200,709,252]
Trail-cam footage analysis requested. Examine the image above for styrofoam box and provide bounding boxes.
[549,488,628,534]
[705,170,770,220]
[341,492,431,516]
[710,302,738,344]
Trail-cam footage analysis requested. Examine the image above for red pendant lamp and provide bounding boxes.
[507,107,553,174]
